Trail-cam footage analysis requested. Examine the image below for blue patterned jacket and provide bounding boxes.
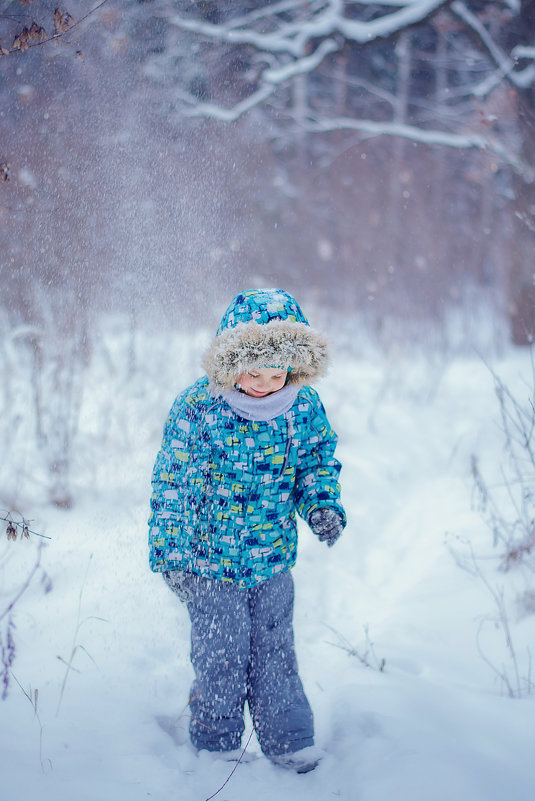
[148,376,345,587]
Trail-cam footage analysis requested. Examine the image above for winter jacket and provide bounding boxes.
[148,289,346,588]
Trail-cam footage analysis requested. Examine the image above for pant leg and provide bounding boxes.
[247,571,314,756]
[184,575,251,751]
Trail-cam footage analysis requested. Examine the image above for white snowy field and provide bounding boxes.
[1,321,534,801]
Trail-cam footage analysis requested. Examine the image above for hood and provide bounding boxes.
[203,289,329,393]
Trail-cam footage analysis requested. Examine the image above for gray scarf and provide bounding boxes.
[223,384,299,422]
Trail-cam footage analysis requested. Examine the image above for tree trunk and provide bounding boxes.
[507,0,535,345]
[510,164,535,346]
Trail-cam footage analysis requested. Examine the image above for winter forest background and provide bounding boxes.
[1,3,535,800]
[1,0,535,508]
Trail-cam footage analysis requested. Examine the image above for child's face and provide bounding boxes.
[237,367,288,397]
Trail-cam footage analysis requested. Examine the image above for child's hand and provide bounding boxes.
[163,569,193,602]
[308,508,344,547]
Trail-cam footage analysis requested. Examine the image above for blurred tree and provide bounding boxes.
[137,0,534,342]
[501,0,535,345]
[1,0,533,509]
[1,0,533,343]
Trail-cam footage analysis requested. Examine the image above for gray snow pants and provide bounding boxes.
[170,570,314,756]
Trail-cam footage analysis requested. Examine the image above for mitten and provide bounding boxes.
[308,508,344,547]
[163,569,193,602]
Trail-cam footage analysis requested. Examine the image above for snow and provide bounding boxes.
[1,323,534,801]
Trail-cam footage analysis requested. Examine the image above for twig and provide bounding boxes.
[469,357,535,572]
[2,0,111,55]
[450,535,534,697]
[10,673,50,772]
[0,511,51,540]
[325,623,385,672]
[56,554,107,714]
[1,528,52,699]
[204,728,255,801]
[0,540,45,624]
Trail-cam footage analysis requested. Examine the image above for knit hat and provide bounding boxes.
[203,289,329,393]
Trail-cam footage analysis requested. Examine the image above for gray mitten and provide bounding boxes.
[308,508,344,547]
[163,569,193,602]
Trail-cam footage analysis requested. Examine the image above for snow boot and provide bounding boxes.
[268,745,325,774]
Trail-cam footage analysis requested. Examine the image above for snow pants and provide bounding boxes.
[175,570,314,756]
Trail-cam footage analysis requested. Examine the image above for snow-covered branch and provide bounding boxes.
[263,38,340,84]
[166,9,305,57]
[154,0,534,183]
[168,0,449,58]
[183,84,277,123]
[334,0,450,42]
[224,0,317,32]
[182,38,340,122]
[513,45,535,61]
[452,1,535,91]
[302,116,535,181]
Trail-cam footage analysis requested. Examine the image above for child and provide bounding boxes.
[148,288,346,774]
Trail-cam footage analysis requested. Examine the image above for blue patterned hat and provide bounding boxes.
[203,289,329,392]
[217,289,309,333]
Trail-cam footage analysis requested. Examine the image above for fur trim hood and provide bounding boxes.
[203,289,329,393]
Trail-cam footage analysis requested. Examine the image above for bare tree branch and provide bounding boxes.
[183,84,277,122]
[167,0,450,57]
[301,115,535,180]
[182,37,340,121]
[156,0,534,184]
[451,0,535,92]
[0,0,110,55]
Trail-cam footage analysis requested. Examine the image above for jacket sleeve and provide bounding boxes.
[148,388,211,572]
[293,389,346,527]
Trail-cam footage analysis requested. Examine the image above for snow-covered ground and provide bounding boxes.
[1,321,534,801]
